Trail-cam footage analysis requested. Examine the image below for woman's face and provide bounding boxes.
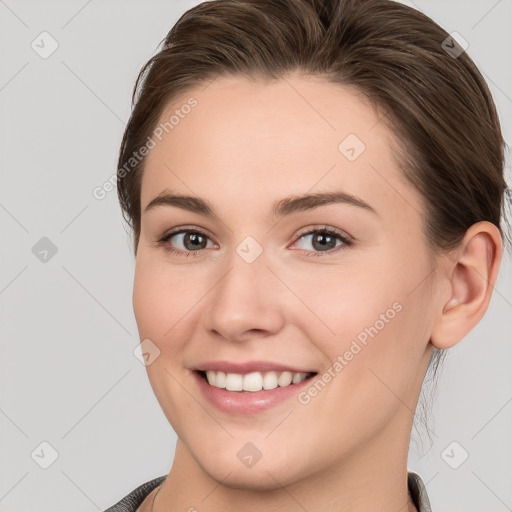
[133,74,441,488]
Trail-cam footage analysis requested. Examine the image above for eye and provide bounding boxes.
[158,228,216,257]
[157,224,353,258]
[290,225,353,256]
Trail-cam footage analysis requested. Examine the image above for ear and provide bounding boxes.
[430,221,503,349]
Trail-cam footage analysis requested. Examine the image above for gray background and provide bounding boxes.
[0,1,511,511]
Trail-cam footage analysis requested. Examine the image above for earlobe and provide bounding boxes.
[430,221,503,350]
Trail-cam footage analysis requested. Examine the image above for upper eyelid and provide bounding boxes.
[161,226,217,243]
[296,225,351,240]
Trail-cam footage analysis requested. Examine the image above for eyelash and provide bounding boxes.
[157,225,354,258]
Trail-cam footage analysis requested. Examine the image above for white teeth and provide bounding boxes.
[292,372,308,384]
[263,371,278,390]
[225,373,243,391]
[216,371,226,388]
[206,370,216,386]
[243,372,263,392]
[203,370,312,392]
[277,371,293,387]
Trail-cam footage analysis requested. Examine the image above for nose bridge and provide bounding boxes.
[202,238,284,340]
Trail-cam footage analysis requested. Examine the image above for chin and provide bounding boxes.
[196,450,304,491]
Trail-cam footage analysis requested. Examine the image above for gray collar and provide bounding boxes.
[408,471,433,512]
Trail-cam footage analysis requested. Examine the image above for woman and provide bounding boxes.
[105,0,509,510]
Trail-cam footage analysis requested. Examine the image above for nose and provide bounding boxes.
[201,246,286,343]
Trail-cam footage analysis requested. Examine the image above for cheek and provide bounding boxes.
[132,260,164,337]
[281,259,403,347]
[133,253,195,336]
[133,257,181,366]
[286,252,431,389]
[132,256,199,426]
[132,252,219,373]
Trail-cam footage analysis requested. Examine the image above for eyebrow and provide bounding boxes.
[144,190,377,219]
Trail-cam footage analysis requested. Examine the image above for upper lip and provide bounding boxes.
[194,360,317,375]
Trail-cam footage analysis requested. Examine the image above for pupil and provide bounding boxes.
[313,233,335,251]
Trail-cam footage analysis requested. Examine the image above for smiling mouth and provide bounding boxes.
[196,369,318,392]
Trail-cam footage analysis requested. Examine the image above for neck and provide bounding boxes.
[151,408,419,512]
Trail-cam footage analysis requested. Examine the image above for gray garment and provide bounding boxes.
[408,472,433,512]
[103,475,165,512]
[103,471,432,511]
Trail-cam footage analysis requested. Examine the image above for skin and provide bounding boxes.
[132,73,502,512]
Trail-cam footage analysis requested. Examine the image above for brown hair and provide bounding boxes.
[116,0,509,440]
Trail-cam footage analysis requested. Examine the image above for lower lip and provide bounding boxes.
[192,371,315,415]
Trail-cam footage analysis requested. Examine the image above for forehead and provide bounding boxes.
[140,74,418,219]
